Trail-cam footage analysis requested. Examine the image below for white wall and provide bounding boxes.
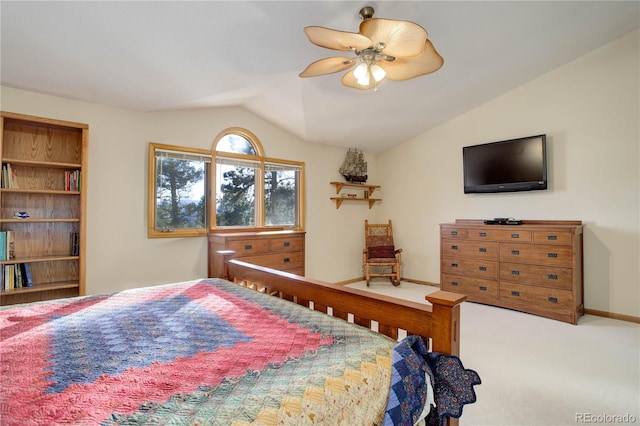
[375,30,640,317]
[0,89,372,292]
[1,30,637,318]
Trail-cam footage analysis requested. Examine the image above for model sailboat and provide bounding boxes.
[339,149,368,183]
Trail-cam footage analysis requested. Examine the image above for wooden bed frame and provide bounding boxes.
[226,259,467,358]
[227,259,468,425]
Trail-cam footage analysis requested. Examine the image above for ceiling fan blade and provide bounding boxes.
[341,70,376,90]
[304,26,372,51]
[380,40,444,81]
[299,57,356,77]
[359,18,427,58]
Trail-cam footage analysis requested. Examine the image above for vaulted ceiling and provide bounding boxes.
[2,1,638,153]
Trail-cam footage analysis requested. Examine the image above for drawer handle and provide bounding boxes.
[511,249,520,255]
[451,281,459,286]
[548,297,558,303]
[451,245,459,250]
[511,270,520,276]
[547,235,558,240]
[511,291,520,297]
[511,233,520,239]
[479,266,487,271]
[283,257,290,263]
[245,244,253,250]
[479,232,487,237]
[548,252,558,258]
[283,241,290,247]
[450,231,458,236]
[479,286,487,291]
[548,274,558,280]
[479,247,487,253]
[451,263,459,268]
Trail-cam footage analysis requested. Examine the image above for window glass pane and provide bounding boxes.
[217,134,256,155]
[155,156,207,230]
[264,165,299,226]
[215,163,256,227]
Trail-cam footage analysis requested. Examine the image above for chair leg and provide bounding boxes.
[391,264,401,286]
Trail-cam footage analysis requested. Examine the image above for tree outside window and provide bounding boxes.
[148,144,210,238]
[148,129,304,238]
[213,128,304,231]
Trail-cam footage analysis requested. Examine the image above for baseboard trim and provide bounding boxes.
[401,277,440,287]
[333,277,366,286]
[334,278,639,324]
[584,308,640,324]
[333,277,440,287]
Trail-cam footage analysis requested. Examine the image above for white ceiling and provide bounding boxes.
[1,1,638,153]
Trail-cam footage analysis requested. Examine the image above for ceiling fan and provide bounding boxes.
[299,6,444,90]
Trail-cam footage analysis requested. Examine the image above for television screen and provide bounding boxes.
[463,134,547,193]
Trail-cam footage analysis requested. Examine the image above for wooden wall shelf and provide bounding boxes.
[330,182,381,209]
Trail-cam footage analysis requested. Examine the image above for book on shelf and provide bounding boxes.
[65,170,81,191]
[4,264,14,290]
[1,163,19,189]
[70,232,80,256]
[14,263,23,288]
[0,232,5,261]
[6,230,15,260]
[0,231,16,262]
[22,263,33,287]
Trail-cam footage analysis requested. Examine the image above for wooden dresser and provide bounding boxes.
[440,220,584,324]
[208,231,305,279]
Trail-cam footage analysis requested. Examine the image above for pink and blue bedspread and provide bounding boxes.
[0,278,479,425]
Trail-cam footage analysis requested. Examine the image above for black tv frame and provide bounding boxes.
[463,134,548,194]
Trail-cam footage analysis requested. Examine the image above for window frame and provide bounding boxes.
[211,127,305,232]
[148,142,211,238]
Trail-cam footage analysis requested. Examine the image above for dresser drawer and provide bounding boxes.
[468,228,532,242]
[533,230,573,245]
[242,251,304,271]
[442,239,498,260]
[442,256,498,280]
[442,274,498,302]
[500,263,572,290]
[500,243,573,267]
[226,239,269,256]
[500,282,573,313]
[440,227,468,239]
[268,236,304,253]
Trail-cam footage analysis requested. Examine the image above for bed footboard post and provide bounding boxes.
[425,291,467,357]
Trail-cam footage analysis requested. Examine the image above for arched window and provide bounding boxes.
[212,127,304,231]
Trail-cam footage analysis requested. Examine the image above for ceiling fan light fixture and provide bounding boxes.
[300,5,443,90]
[370,64,386,82]
[353,62,369,82]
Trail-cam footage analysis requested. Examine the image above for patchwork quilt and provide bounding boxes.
[1,279,396,425]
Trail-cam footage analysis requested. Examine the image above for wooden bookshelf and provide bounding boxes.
[0,111,88,305]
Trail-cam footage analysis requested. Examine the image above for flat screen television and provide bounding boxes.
[463,134,547,194]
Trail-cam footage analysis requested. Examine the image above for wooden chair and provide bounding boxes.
[363,220,403,286]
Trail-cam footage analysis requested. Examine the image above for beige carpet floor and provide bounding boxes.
[346,280,640,426]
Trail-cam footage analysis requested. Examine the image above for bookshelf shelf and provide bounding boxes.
[0,111,87,305]
[1,255,80,265]
[0,218,81,224]
[0,188,81,195]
